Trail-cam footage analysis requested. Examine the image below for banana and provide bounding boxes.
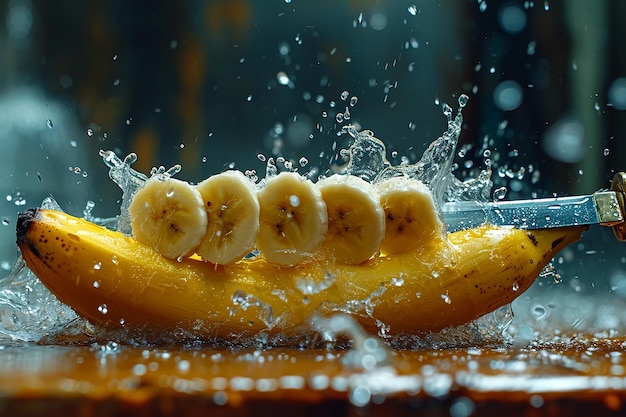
[16,208,584,339]
[195,170,260,265]
[376,176,445,255]
[128,175,207,259]
[256,172,328,266]
[317,174,385,264]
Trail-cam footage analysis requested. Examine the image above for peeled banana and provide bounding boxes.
[16,207,584,339]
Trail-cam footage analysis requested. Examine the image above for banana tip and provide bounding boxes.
[16,208,38,245]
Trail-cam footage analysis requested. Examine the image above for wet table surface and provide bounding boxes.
[1,335,626,417]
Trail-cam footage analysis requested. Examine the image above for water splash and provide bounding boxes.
[342,94,492,209]
[100,151,149,234]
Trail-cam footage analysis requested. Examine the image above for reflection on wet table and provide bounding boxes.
[1,335,626,417]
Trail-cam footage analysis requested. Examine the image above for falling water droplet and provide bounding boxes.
[277,71,290,85]
[98,304,108,315]
[46,119,53,129]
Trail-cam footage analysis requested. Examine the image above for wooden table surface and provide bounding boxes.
[1,334,626,417]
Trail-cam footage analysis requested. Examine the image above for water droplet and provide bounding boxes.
[93,281,100,288]
[441,293,452,304]
[46,119,53,129]
[450,397,476,417]
[349,96,358,107]
[70,140,78,148]
[98,304,108,315]
[390,276,404,286]
[299,157,308,166]
[278,42,290,55]
[289,195,300,207]
[492,186,507,201]
[408,5,417,16]
[113,79,120,86]
[608,78,626,110]
[247,95,252,102]
[349,385,371,407]
[498,4,527,34]
[340,90,349,101]
[512,282,519,292]
[257,153,266,162]
[532,304,547,320]
[277,71,291,86]
[1,217,9,226]
[93,262,102,270]
[87,128,94,136]
[544,0,550,11]
[458,94,469,108]
[479,1,487,12]
[604,148,610,156]
[493,80,523,111]
[335,113,344,123]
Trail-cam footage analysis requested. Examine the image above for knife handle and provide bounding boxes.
[611,172,626,241]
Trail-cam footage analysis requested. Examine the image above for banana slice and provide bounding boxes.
[317,174,385,264]
[195,170,260,265]
[129,175,207,259]
[257,172,328,265]
[376,176,443,255]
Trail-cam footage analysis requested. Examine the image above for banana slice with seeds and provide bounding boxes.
[129,175,207,259]
[195,170,260,265]
[317,174,385,264]
[257,172,328,266]
[376,176,444,255]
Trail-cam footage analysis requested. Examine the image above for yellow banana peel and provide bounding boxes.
[17,208,584,338]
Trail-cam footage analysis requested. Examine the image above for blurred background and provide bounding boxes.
[1,0,626,332]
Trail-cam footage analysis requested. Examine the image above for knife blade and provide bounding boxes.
[442,191,623,233]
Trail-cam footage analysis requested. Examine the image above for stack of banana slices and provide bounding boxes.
[128,170,444,266]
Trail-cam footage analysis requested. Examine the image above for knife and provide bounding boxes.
[442,172,626,241]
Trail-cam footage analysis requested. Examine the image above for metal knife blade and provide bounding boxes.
[442,191,624,233]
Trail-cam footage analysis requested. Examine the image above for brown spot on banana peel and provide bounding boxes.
[17,209,587,339]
